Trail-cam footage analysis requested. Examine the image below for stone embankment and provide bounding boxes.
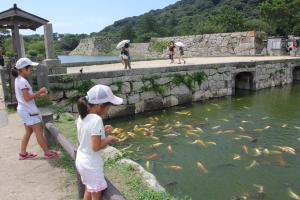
[70,31,267,58]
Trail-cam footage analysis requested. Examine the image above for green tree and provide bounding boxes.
[120,24,136,41]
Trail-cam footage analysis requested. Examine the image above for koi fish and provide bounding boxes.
[154,117,159,121]
[207,141,217,146]
[241,120,250,123]
[269,150,282,155]
[242,145,249,154]
[233,154,241,160]
[127,132,136,137]
[238,135,253,141]
[273,145,296,155]
[145,153,160,160]
[163,134,179,137]
[282,124,288,128]
[254,129,264,132]
[192,139,207,147]
[144,130,152,136]
[145,161,150,170]
[144,124,153,127]
[215,130,224,134]
[175,121,182,128]
[222,118,229,122]
[118,137,128,142]
[150,136,160,141]
[239,127,245,131]
[253,148,262,157]
[246,160,258,170]
[211,126,221,130]
[224,129,235,134]
[197,161,208,173]
[175,111,191,116]
[253,184,265,195]
[150,143,164,148]
[277,157,287,167]
[164,124,170,128]
[243,106,250,109]
[295,126,300,130]
[288,188,300,200]
[263,148,270,155]
[167,145,174,153]
[262,116,269,120]
[206,108,211,112]
[112,128,124,135]
[165,165,183,171]
[264,126,271,130]
[195,127,204,133]
[185,131,199,137]
[184,124,193,129]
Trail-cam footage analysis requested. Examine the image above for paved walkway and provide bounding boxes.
[0,77,77,199]
[67,56,300,74]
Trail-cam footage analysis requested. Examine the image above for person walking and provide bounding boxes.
[168,41,176,64]
[12,58,59,160]
[178,46,186,64]
[121,43,131,70]
[76,84,122,200]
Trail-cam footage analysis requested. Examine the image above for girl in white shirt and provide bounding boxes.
[76,84,122,200]
[12,58,59,160]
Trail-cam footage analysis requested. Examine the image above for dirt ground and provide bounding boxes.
[0,76,77,200]
[67,56,300,74]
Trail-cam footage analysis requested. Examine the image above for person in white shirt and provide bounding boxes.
[12,58,59,160]
[76,84,122,200]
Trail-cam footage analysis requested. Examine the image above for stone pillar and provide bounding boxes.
[43,23,55,60]
[37,64,49,88]
[19,34,26,58]
[43,23,65,74]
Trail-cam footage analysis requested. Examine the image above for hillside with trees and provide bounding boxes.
[95,0,300,42]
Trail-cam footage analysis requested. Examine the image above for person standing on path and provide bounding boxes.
[12,58,60,160]
[168,41,176,64]
[76,84,122,200]
[121,43,131,70]
[178,46,186,64]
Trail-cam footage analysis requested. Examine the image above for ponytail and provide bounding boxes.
[11,67,18,77]
[77,96,89,119]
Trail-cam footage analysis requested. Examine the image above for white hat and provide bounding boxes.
[86,84,123,105]
[15,58,39,69]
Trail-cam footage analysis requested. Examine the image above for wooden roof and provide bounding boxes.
[0,4,49,30]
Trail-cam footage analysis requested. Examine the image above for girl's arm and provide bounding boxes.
[22,87,47,102]
[91,135,118,152]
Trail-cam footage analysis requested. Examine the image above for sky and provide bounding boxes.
[1,0,179,35]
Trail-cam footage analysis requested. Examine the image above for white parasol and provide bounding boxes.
[116,40,130,49]
[175,42,185,47]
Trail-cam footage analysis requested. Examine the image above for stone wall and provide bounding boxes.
[48,59,300,119]
[70,31,267,58]
[70,37,120,56]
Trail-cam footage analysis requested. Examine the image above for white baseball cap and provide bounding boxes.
[15,58,39,69]
[86,84,123,105]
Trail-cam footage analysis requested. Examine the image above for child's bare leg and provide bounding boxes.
[31,123,48,153]
[83,188,91,200]
[91,191,101,200]
[20,125,33,154]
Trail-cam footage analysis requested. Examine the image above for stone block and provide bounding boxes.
[135,101,145,114]
[192,90,205,101]
[121,82,131,94]
[141,91,157,100]
[177,93,192,105]
[93,78,113,85]
[163,95,178,107]
[132,81,144,92]
[128,94,140,104]
[171,85,190,95]
[144,97,163,111]
[107,105,135,118]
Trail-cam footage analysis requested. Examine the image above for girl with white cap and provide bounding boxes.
[76,84,122,200]
[12,57,60,160]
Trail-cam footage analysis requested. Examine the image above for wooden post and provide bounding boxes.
[12,23,22,59]
[41,109,56,147]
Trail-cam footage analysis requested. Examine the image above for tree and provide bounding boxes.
[120,24,136,41]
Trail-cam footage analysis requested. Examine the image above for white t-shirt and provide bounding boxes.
[14,76,39,113]
[76,114,106,171]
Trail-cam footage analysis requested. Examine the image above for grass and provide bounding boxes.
[5,106,16,113]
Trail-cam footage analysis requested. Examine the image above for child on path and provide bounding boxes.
[178,46,186,64]
[12,57,60,160]
[168,41,176,64]
[76,84,122,200]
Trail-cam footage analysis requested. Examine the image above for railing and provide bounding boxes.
[41,110,126,200]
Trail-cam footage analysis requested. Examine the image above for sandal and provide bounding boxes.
[19,152,37,160]
[44,150,60,159]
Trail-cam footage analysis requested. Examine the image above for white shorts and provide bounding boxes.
[18,110,42,126]
[76,161,108,193]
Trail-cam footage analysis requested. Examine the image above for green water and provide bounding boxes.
[109,84,300,200]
